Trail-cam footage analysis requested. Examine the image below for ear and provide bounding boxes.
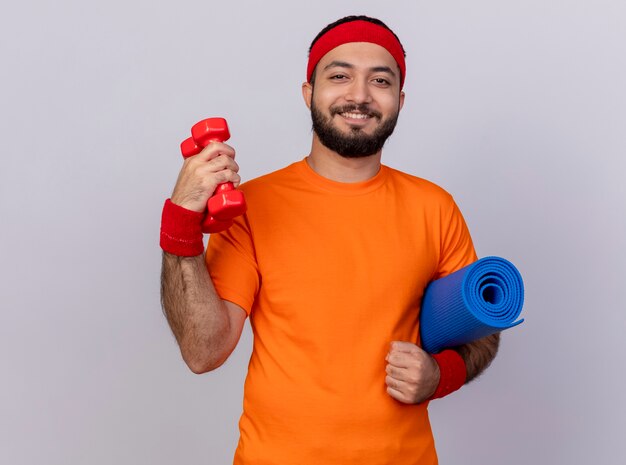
[399,91,406,111]
[302,81,313,109]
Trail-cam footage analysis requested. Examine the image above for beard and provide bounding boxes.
[310,99,399,158]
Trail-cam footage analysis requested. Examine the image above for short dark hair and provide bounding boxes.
[307,15,406,84]
[309,15,406,56]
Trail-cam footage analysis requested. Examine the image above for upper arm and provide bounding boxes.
[206,214,260,315]
[434,195,477,280]
[223,299,247,353]
[204,300,247,371]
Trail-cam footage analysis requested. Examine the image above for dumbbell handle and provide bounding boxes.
[189,118,246,221]
[179,117,246,233]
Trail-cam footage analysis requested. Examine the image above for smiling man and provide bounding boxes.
[160,15,500,465]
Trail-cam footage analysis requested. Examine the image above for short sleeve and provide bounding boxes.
[432,196,478,280]
[205,213,260,315]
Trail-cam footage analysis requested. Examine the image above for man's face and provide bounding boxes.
[304,42,405,158]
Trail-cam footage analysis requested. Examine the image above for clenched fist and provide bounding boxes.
[171,141,241,212]
[385,341,440,404]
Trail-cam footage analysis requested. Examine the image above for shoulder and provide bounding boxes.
[239,161,302,194]
[384,165,455,205]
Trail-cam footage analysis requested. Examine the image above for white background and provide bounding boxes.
[1,0,625,464]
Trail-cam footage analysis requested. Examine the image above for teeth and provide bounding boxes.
[342,112,369,119]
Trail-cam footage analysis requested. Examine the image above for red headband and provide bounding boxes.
[307,20,406,88]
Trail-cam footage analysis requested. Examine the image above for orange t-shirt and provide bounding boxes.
[206,159,477,465]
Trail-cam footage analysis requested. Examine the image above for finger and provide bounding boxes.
[203,154,240,173]
[385,376,416,404]
[386,385,412,404]
[181,159,240,190]
[231,173,242,188]
[389,341,422,354]
[385,374,408,391]
[211,169,241,187]
[385,351,416,369]
[196,142,236,162]
[385,364,413,382]
[386,375,422,404]
[181,155,239,190]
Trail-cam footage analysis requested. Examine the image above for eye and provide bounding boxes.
[330,74,348,80]
[373,77,391,86]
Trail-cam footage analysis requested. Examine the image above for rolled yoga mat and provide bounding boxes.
[420,256,525,354]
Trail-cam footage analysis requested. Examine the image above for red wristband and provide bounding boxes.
[429,350,467,400]
[159,199,205,256]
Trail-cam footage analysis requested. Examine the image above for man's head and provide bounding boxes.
[307,16,406,88]
[303,16,407,158]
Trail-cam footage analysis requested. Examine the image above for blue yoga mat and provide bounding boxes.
[420,256,525,354]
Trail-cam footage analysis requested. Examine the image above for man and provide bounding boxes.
[160,15,500,465]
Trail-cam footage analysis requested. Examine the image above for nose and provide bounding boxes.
[345,78,372,104]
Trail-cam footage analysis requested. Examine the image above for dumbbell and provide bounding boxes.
[180,117,247,233]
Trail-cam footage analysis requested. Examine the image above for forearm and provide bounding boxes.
[453,332,501,383]
[160,252,232,373]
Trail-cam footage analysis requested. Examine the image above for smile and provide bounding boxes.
[341,112,370,120]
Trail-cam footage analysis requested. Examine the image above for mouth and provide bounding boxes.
[333,106,382,127]
[340,111,372,121]
[333,104,381,117]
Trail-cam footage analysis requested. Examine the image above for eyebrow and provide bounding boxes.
[323,60,397,78]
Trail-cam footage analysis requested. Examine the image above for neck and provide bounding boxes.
[306,134,382,183]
